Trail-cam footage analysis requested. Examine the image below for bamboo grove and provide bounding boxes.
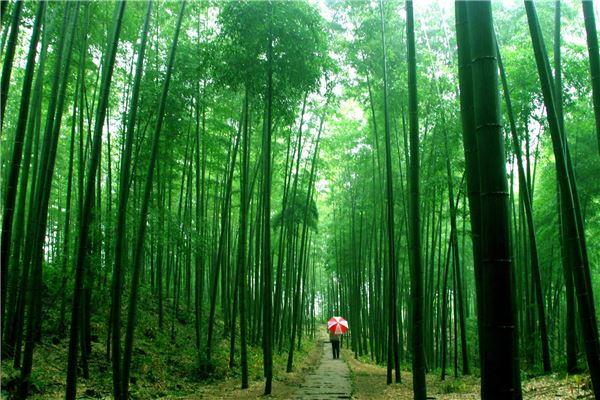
[1,1,599,399]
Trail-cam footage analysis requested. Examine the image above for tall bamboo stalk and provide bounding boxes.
[121,3,186,398]
[406,1,426,398]
[467,1,520,397]
[496,38,551,373]
[0,1,45,331]
[262,4,274,393]
[581,0,600,156]
[66,2,125,398]
[378,0,400,384]
[0,0,23,129]
[110,2,152,398]
[20,3,79,397]
[525,2,600,396]
[454,2,484,381]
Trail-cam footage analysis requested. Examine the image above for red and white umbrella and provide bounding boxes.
[328,316,349,334]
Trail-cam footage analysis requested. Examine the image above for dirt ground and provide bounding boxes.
[2,332,594,399]
[343,349,594,399]
[1,333,324,400]
[344,349,479,400]
[191,341,324,399]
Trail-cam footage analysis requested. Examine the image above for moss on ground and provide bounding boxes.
[1,295,322,399]
[343,348,593,399]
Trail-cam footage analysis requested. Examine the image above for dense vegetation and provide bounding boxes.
[1,1,599,399]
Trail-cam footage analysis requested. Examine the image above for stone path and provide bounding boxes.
[292,340,352,399]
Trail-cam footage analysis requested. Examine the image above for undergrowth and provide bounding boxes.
[1,288,319,399]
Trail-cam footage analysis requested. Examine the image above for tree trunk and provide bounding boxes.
[1,3,45,332]
[66,2,124,398]
[0,0,23,129]
[467,1,520,397]
[121,3,185,398]
[3,13,49,354]
[238,91,250,389]
[581,0,600,157]
[109,2,152,398]
[20,4,79,398]
[206,113,241,359]
[525,3,600,395]
[262,5,274,393]
[496,37,550,373]
[378,0,400,384]
[287,97,328,373]
[406,2,426,398]
[58,61,80,337]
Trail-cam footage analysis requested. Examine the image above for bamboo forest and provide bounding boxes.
[1,0,600,399]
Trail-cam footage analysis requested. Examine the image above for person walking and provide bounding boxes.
[327,316,348,359]
[330,330,341,359]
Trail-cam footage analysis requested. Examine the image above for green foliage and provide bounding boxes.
[272,190,319,232]
[216,0,329,120]
[194,353,219,381]
[2,0,600,397]
[441,379,468,394]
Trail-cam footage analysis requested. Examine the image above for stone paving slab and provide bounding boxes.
[292,341,352,399]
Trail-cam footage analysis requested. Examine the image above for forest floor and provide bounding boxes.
[343,348,594,399]
[1,333,323,399]
[0,292,595,400]
[0,293,325,399]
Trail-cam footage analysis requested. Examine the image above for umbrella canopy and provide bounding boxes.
[328,316,349,334]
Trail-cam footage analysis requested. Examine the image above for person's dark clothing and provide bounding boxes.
[332,341,340,359]
[329,332,341,359]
